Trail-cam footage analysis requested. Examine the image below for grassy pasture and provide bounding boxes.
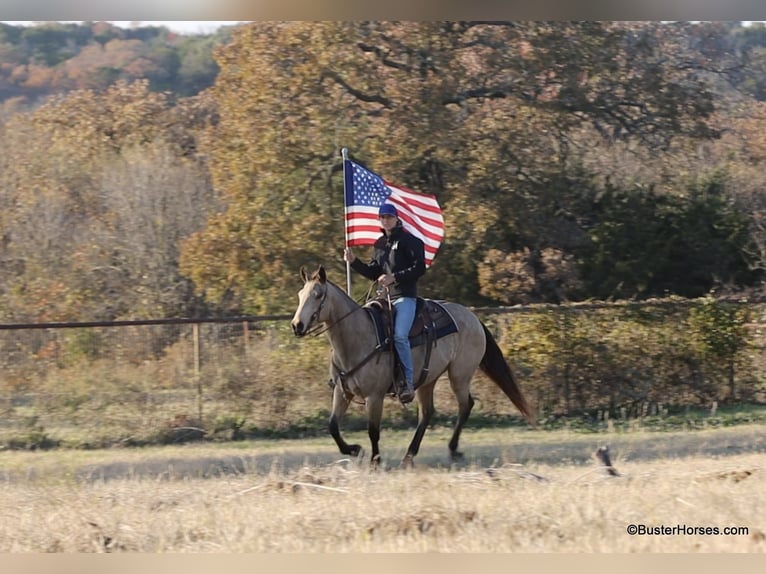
[0,424,765,552]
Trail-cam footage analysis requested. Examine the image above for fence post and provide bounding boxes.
[193,322,202,423]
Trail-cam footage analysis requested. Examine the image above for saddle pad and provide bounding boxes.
[364,298,458,349]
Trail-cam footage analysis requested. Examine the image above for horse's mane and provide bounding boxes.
[323,276,361,310]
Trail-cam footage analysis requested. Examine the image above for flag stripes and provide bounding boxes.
[343,159,444,267]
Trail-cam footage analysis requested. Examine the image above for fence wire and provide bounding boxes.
[1,299,765,448]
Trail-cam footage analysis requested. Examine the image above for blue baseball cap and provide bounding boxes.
[379,204,398,217]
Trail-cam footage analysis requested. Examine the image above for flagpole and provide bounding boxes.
[341,147,352,295]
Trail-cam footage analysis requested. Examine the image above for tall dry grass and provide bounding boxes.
[0,426,764,552]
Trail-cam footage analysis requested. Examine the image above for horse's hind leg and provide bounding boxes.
[402,385,435,468]
[447,373,475,461]
[329,385,362,457]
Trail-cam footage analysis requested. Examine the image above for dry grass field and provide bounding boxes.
[0,423,765,552]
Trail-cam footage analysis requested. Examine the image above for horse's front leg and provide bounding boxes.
[329,384,362,457]
[402,385,435,469]
[365,394,385,467]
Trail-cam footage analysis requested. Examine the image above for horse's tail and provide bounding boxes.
[479,322,535,424]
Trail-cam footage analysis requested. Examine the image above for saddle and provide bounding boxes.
[364,297,459,391]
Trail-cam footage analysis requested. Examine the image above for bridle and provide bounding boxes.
[302,280,365,337]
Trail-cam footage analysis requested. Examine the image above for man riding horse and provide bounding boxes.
[344,203,425,404]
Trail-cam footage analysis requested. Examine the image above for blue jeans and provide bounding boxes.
[392,297,416,388]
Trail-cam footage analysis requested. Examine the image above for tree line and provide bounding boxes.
[4,21,766,323]
[0,21,231,109]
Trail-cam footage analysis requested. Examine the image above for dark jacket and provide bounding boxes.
[350,224,426,298]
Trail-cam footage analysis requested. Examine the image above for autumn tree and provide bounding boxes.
[0,80,217,321]
[1,21,760,322]
[0,21,227,106]
[182,21,739,312]
[180,22,370,313]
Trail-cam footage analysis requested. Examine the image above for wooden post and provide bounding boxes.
[243,320,249,359]
[193,323,202,423]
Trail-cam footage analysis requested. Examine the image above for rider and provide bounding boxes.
[344,203,426,404]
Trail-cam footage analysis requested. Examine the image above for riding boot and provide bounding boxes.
[392,359,412,403]
[396,365,414,404]
[399,383,415,404]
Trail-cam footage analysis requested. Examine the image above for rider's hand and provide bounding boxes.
[343,248,356,263]
[377,273,395,287]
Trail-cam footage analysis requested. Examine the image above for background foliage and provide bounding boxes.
[0,298,764,449]
[3,22,766,445]
[0,21,231,104]
[4,21,766,318]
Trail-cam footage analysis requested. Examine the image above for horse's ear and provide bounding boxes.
[299,266,308,282]
[317,265,326,283]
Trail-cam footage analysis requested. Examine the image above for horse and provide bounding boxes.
[290,265,533,467]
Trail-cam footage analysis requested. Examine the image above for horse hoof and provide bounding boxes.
[370,454,381,468]
[348,444,362,457]
[400,455,415,469]
[450,450,464,461]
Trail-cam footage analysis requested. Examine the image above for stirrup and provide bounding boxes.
[398,387,415,404]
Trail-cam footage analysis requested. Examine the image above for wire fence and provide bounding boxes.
[0,315,329,448]
[1,298,765,448]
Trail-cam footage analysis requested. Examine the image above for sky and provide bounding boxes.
[2,21,246,35]
[2,0,766,22]
[102,21,245,34]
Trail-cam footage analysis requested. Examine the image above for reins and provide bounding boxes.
[303,280,393,404]
[303,282,372,338]
[328,283,399,404]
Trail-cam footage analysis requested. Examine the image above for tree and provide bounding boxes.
[2,22,760,321]
[0,21,225,106]
[180,22,364,313]
[0,81,217,321]
[580,173,756,300]
[182,22,732,311]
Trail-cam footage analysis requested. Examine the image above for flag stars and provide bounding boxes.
[352,165,389,206]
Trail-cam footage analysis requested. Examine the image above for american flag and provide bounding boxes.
[343,159,444,267]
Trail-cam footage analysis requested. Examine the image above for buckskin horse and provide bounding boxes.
[290,265,533,467]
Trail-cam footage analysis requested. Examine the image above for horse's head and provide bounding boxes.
[291,265,329,337]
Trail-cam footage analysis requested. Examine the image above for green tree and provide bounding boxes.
[689,296,751,401]
[581,173,755,300]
